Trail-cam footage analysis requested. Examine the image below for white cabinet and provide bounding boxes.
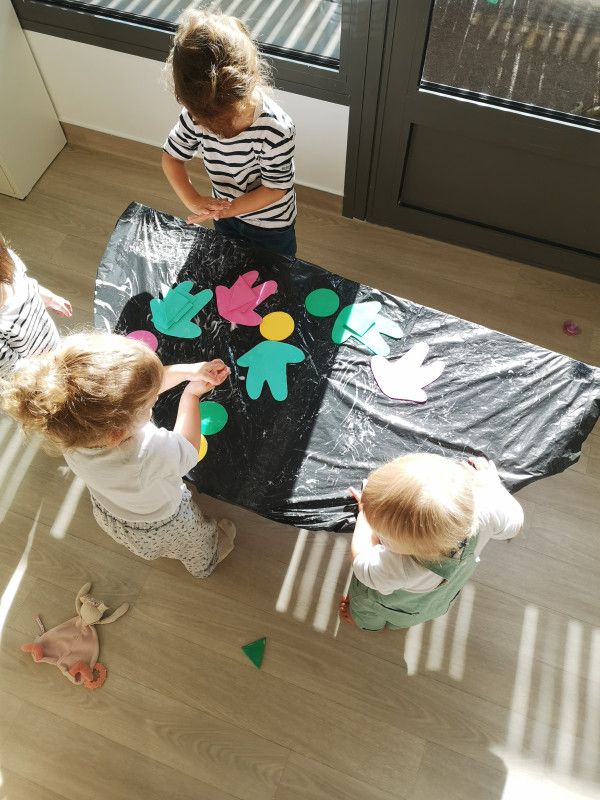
[0,1,66,199]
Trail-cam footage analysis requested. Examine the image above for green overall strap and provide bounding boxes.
[419,533,478,580]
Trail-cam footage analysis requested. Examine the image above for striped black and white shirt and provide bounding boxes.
[163,92,296,230]
[0,250,60,376]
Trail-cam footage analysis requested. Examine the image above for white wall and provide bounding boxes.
[25,32,349,196]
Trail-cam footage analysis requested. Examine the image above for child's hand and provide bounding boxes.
[44,293,72,317]
[188,359,230,387]
[186,196,231,225]
[348,479,367,511]
[466,457,499,485]
[466,456,497,474]
[210,205,234,221]
[183,379,213,398]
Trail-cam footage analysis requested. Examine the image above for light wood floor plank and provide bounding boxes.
[0,509,149,603]
[4,703,240,800]
[0,769,70,800]
[1,626,288,800]
[408,743,507,800]
[275,752,399,800]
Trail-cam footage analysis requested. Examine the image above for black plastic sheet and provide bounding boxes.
[95,203,600,530]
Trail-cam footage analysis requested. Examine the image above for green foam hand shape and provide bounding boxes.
[331,301,403,356]
[150,281,214,339]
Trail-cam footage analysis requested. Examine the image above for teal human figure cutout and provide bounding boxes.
[150,281,213,338]
[237,312,305,401]
[305,288,402,356]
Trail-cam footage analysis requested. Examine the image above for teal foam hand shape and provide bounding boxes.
[150,281,214,338]
[331,301,403,356]
[237,340,305,401]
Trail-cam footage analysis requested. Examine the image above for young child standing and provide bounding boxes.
[1,332,236,578]
[0,235,71,376]
[162,10,297,258]
[340,454,524,631]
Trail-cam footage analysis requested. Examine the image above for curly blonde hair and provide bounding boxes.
[1,332,163,451]
[166,9,271,134]
[362,454,476,560]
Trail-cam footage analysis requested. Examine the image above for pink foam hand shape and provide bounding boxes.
[215,271,278,326]
[371,343,445,402]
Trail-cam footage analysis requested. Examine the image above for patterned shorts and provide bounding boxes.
[91,487,219,578]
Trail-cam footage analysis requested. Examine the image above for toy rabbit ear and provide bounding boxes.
[97,603,129,625]
[76,582,92,613]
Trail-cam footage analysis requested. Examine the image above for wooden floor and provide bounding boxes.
[0,127,599,800]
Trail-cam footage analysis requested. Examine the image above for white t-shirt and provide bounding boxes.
[0,250,59,376]
[352,473,524,595]
[64,421,199,522]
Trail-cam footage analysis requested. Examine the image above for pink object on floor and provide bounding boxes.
[20,583,128,690]
[371,343,445,402]
[562,320,581,336]
[215,270,278,326]
[127,330,158,351]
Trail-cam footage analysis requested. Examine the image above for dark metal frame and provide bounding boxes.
[342,0,393,219]
[13,0,353,104]
[357,0,600,280]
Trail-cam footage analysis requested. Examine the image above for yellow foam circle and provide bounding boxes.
[260,311,295,342]
[198,434,208,461]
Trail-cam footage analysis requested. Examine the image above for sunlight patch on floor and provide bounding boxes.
[0,427,23,488]
[275,529,349,633]
[293,531,328,622]
[448,582,475,681]
[555,620,583,774]
[580,627,600,778]
[495,752,600,800]
[425,612,449,672]
[0,436,40,524]
[312,535,348,632]
[275,528,307,613]
[506,604,539,751]
[404,622,424,676]
[0,508,41,645]
[49,475,86,539]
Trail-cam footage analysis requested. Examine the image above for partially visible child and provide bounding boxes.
[162,10,297,258]
[340,454,524,631]
[0,234,71,376]
[1,332,236,578]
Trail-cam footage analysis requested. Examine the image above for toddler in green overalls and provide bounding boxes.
[339,454,523,631]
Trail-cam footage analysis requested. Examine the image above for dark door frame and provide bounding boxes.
[346,0,600,281]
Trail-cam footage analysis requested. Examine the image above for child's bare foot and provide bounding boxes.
[339,595,355,625]
[216,519,236,563]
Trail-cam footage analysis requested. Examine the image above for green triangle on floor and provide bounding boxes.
[241,637,266,669]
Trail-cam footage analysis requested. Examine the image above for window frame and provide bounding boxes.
[12,0,352,105]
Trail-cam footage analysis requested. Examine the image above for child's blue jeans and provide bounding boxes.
[214,217,297,259]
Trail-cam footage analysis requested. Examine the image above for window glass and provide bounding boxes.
[62,0,342,64]
[422,0,600,123]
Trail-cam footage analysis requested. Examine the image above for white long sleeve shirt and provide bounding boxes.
[353,473,524,595]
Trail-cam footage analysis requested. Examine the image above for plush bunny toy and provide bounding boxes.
[21,582,129,689]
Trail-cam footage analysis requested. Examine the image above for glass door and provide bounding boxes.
[367,0,600,280]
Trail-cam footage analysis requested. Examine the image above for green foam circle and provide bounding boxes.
[200,401,228,435]
[305,288,340,318]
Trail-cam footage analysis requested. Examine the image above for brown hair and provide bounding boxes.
[166,9,271,133]
[362,454,475,560]
[0,234,14,287]
[1,332,163,451]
